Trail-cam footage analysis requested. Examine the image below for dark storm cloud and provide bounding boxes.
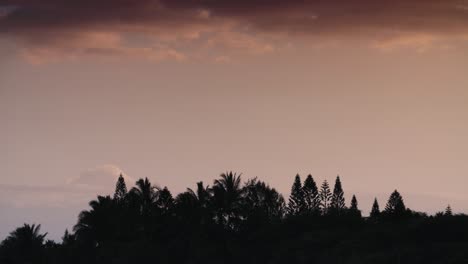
[1,0,468,62]
[1,0,468,34]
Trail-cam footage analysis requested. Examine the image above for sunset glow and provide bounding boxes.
[1,0,468,242]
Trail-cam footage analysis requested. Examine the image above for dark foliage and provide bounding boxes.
[2,173,468,264]
[349,194,362,218]
[370,198,381,219]
[320,180,332,214]
[302,174,320,215]
[113,174,127,201]
[350,195,358,210]
[384,190,408,219]
[287,174,305,216]
[330,176,346,214]
[445,205,453,216]
[0,224,47,264]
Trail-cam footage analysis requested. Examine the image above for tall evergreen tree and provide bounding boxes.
[350,195,358,211]
[320,180,332,214]
[331,176,346,211]
[370,198,380,218]
[113,174,128,201]
[287,174,305,216]
[445,205,453,216]
[349,194,361,217]
[302,174,320,214]
[384,190,406,216]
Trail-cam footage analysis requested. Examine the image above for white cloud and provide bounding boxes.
[0,164,136,241]
[68,164,134,188]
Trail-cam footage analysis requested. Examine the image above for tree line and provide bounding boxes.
[1,172,467,264]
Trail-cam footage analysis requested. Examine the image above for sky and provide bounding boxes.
[1,0,468,241]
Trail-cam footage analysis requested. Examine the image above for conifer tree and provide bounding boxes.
[445,205,453,216]
[113,174,128,201]
[350,195,358,211]
[384,190,406,216]
[302,174,320,214]
[287,174,305,216]
[331,176,346,211]
[370,198,380,218]
[320,180,332,214]
[349,194,361,217]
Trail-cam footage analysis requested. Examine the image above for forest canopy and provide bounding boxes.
[1,172,467,264]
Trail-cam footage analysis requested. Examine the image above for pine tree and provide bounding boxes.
[445,205,453,216]
[330,176,346,211]
[302,174,320,214]
[350,195,358,211]
[370,198,380,218]
[349,194,361,217]
[287,174,305,216]
[384,190,406,216]
[320,180,332,214]
[113,174,127,201]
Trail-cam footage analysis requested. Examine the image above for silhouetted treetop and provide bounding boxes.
[350,195,358,211]
[2,173,467,264]
[349,194,361,217]
[287,174,305,216]
[0,224,48,264]
[212,171,243,229]
[445,205,453,216]
[303,174,320,214]
[188,181,211,207]
[331,176,346,212]
[61,229,75,247]
[384,190,406,217]
[114,174,128,201]
[370,198,380,219]
[242,178,285,227]
[320,180,332,214]
[130,177,157,211]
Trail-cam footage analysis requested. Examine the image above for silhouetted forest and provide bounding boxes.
[1,172,468,264]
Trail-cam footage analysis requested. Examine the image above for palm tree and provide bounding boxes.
[3,223,47,246]
[127,178,159,237]
[187,181,211,209]
[74,195,116,246]
[130,178,158,213]
[0,224,47,263]
[212,171,243,229]
[175,181,212,225]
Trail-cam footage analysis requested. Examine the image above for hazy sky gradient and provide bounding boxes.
[1,0,468,240]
